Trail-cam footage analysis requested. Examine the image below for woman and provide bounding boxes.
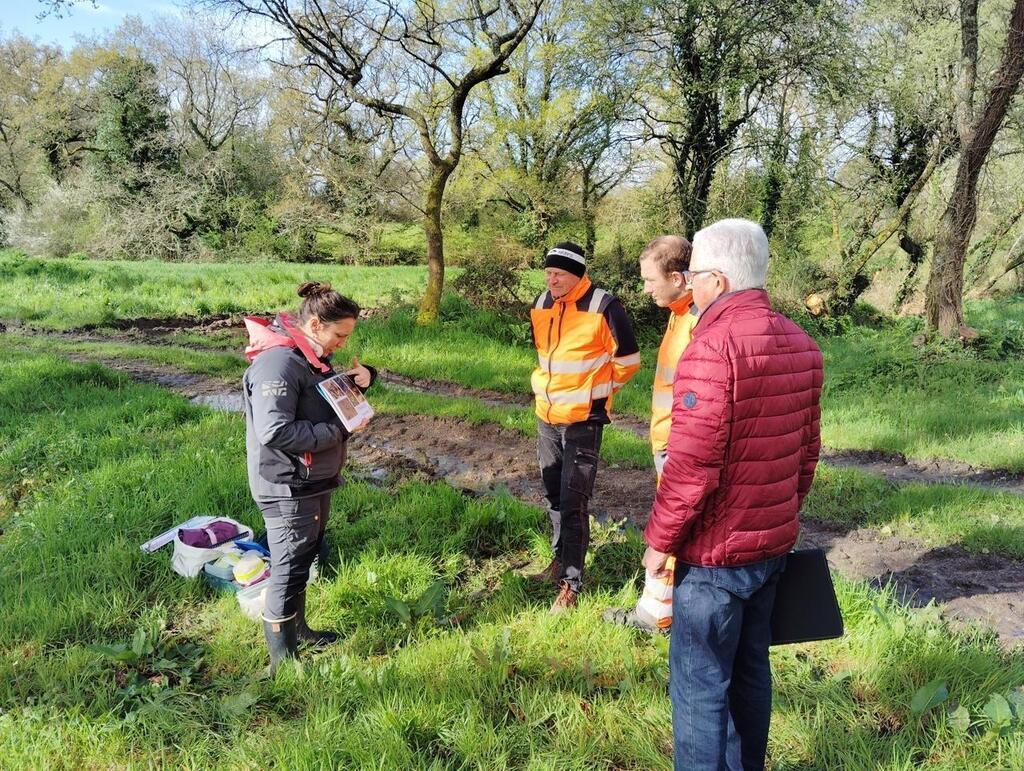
[242,281,376,674]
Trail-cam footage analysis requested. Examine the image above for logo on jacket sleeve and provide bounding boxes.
[683,391,697,409]
[260,380,288,397]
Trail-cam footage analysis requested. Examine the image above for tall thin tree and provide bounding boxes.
[925,0,1024,336]
[214,0,542,323]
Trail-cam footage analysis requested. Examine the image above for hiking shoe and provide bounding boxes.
[527,558,562,585]
[550,581,578,614]
[602,606,665,634]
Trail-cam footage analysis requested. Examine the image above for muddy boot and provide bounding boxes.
[550,580,578,615]
[602,606,664,634]
[295,591,340,647]
[527,558,562,584]
[262,616,299,676]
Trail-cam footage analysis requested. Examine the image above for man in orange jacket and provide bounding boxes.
[529,241,641,613]
[604,235,697,632]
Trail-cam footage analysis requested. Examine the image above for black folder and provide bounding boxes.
[770,548,844,646]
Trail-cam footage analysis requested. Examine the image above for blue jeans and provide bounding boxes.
[670,555,787,771]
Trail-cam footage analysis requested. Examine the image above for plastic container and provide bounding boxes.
[236,581,268,620]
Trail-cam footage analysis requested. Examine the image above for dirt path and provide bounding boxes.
[10,342,1018,649]
[378,371,1024,497]
[8,314,1024,496]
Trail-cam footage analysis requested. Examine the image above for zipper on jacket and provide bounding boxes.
[301,451,313,479]
[544,303,566,423]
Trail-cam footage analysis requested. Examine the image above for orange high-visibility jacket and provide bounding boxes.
[530,276,641,425]
[650,293,698,455]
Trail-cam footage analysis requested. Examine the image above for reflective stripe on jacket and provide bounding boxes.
[530,276,640,425]
[650,293,698,454]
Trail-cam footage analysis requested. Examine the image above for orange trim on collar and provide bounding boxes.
[553,275,593,304]
[668,292,694,316]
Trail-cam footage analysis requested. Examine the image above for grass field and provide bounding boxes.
[1,348,1022,768]
[1,251,1021,470]
[0,252,437,329]
[6,328,1024,564]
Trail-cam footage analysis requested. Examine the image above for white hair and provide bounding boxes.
[691,218,769,291]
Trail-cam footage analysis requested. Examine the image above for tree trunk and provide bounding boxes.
[761,163,785,241]
[675,146,716,239]
[581,166,596,258]
[830,142,942,314]
[583,205,596,259]
[925,0,1024,335]
[894,230,927,311]
[416,166,452,324]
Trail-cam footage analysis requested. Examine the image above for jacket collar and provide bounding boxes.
[243,312,331,373]
[668,292,694,316]
[552,275,592,305]
[695,289,772,331]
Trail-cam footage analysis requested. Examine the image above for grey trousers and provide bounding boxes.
[258,492,331,621]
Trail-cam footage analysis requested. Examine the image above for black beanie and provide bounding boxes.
[543,241,587,278]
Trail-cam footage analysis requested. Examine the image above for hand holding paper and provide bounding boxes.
[345,356,371,388]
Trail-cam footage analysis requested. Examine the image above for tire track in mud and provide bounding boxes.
[9,316,1024,496]
[377,370,1024,497]
[5,325,1023,648]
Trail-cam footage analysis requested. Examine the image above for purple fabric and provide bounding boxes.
[178,520,240,548]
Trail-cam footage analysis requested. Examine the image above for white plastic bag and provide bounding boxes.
[170,516,253,578]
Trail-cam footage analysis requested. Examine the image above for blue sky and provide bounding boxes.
[2,0,180,49]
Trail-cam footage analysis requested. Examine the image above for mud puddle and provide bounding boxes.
[7,339,1024,647]
[350,371,1024,497]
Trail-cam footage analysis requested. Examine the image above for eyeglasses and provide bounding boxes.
[682,269,720,285]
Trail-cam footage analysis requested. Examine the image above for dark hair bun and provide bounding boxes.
[297,281,332,298]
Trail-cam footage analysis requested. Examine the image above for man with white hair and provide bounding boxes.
[642,218,823,770]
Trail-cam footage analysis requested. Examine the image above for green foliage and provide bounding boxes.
[588,247,666,348]
[88,618,205,720]
[93,54,176,188]
[1,348,1023,767]
[451,243,533,312]
[384,580,448,641]
[910,678,948,716]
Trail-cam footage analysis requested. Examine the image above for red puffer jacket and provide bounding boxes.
[644,289,823,566]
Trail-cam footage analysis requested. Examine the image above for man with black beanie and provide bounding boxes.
[528,241,641,612]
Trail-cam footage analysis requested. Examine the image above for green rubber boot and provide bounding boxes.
[295,591,340,647]
[262,615,299,676]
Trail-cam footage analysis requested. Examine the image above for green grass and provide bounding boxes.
[818,319,1024,470]
[1,251,1022,470]
[0,251,435,329]
[1,348,1023,768]
[349,295,1024,472]
[804,464,1024,559]
[6,330,1024,561]
[4,331,247,379]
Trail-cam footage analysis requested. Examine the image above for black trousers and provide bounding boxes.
[537,418,603,591]
[259,492,331,621]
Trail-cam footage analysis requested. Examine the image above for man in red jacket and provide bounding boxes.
[643,218,823,771]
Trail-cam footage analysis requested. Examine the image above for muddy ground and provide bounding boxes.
[5,320,1023,648]
[9,313,1024,493]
